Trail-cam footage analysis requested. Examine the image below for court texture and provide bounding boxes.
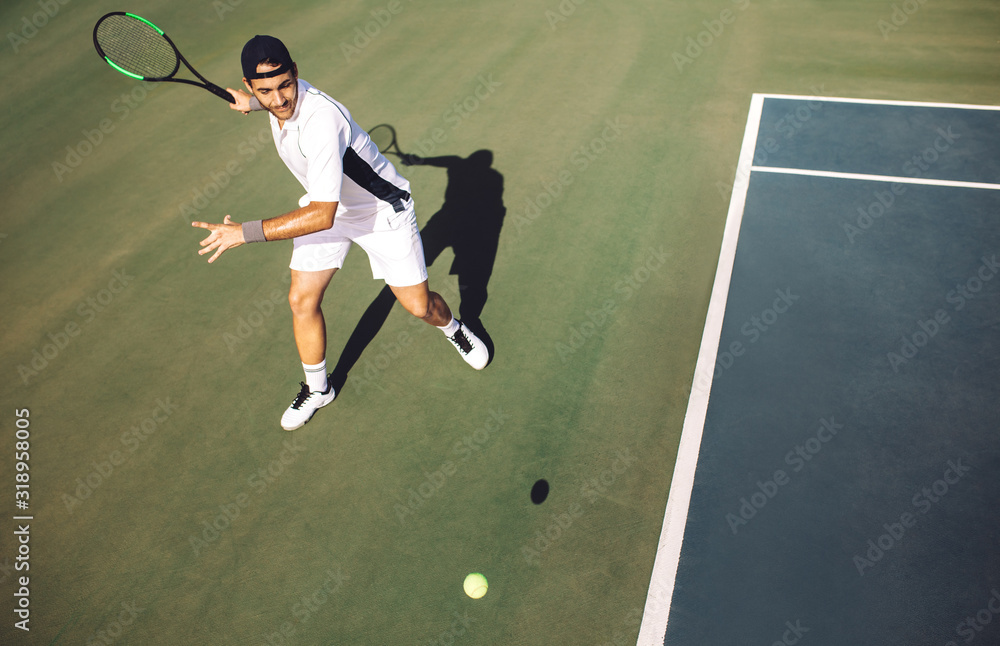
[0,1,997,645]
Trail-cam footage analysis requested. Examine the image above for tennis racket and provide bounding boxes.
[93,12,235,104]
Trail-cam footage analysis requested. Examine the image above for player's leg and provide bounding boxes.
[356,201,490,369]
[390,280,489,370]
[290,267,337,366]
[280,218,353,430]
[389,280,450,327]
[281,267,339,431]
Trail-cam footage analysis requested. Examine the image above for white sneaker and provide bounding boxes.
[280,381,336,431]
[448,320,489,370]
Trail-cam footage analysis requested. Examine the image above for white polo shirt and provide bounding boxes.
[269,79,411,215]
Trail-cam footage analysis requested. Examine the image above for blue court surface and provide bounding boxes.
[637,95,1000,646]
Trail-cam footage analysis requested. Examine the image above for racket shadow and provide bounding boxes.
[329,148,506,393]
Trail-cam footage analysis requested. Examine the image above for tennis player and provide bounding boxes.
[192,35,489,431]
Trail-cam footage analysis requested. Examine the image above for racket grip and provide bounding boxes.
[208,83,236,103]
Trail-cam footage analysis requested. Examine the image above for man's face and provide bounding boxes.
[244,62,298,120]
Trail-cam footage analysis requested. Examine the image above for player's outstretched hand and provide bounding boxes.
[227,88,253,114]
[192,215,245,264]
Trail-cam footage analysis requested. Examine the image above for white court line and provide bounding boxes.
[636,92,1000,646]
[756,93,1000,111]
[750,166,1000,191]
[634,93,766,646]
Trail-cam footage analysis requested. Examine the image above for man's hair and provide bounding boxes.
[246,58,297,88]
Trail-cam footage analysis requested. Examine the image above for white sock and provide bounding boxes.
[303,360,328,392]
[437,317,460,336]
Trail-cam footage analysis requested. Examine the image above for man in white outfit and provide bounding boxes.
[192,35,489,430]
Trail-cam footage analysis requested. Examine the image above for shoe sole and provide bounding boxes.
[281,413,314,432]
[281,391,336,431]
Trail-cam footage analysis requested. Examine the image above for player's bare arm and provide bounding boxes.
[261,200,338,239]
[191,201,338,264]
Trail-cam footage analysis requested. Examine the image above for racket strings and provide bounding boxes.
[96,15,177,79]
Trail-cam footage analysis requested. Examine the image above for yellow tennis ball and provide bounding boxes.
[463,572,488,599]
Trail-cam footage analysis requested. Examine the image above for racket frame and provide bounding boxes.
[93,12,235,104]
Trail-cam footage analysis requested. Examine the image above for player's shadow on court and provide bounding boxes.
[328,149,505,394]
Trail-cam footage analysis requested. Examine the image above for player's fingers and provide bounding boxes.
[223,215,233,224]
[207,245,227,264]
[198,232,221,249]
[226,89,251,114]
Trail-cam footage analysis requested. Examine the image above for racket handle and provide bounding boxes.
[208,83,236,103]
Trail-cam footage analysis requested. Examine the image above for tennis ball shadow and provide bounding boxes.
[531,479,549,505]
[329,145,505,393]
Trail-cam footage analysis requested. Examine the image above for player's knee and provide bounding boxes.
[402,296,431,320]
[288,288,321,316]
[410,302,432,320]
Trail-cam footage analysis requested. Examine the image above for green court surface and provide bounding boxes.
[1,1,998,644]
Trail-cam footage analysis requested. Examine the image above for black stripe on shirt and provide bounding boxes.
[342,148,411,212]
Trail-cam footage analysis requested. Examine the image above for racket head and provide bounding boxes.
[94,12,180,81]
[368,124,398,154]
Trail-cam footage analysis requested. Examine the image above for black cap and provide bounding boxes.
[241,35,294,80]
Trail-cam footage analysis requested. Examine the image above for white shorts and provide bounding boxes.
[289,198,428,287]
